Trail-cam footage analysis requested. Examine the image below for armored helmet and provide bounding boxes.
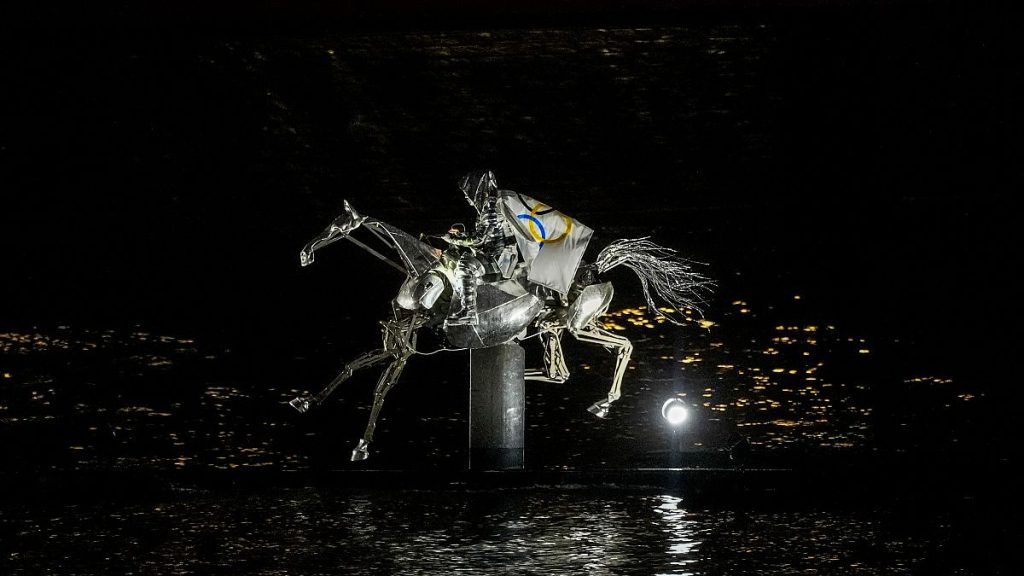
[459,170,498,214]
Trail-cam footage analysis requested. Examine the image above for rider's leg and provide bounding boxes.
[447,254,485,326]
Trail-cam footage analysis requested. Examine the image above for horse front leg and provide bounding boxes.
[350,350,411,461]
[570,324,633,418]
[288,349,396,413]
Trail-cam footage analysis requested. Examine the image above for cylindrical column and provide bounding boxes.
[469,342,525,470]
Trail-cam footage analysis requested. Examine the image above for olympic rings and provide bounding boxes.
[517,214,546,240]
[517,202,573,245]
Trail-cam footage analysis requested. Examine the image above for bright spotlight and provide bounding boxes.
[661,398,689,426]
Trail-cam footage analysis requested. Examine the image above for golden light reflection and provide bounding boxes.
[598,297,969,451]
[0,299,972,468]
[603,305,719,332]
[905,376,954,385]
[771,419,799,427]
[0,330,198,357]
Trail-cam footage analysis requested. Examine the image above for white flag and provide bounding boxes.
[500,191,593,294]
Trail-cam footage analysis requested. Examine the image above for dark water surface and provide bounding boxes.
[0,487,998,575]
[0,294,993,472]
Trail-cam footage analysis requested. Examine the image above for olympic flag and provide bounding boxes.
[501,191,594,295]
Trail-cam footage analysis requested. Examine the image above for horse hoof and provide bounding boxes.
[289,396,311,413]
[587,400,610,419]
[351,439,370,462]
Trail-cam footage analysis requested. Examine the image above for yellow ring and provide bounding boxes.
[526,203,573,244]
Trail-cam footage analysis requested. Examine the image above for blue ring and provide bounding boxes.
[517,214,547,240]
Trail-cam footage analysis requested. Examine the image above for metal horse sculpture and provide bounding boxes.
[289,200,712,461]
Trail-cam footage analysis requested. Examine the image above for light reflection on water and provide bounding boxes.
[0,286,978,472]
[0,488,943,575]
[656,495,699,575]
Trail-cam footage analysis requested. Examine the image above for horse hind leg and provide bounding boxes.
[351,350,411,461]
[289,349,395,413]
[570,325,633,418]
[525,328,571,383]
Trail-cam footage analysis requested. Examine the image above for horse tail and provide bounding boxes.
[593,237,714,325]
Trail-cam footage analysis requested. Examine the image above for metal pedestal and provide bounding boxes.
[469,342,525,470]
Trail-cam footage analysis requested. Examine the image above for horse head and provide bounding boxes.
[300,200,367,266]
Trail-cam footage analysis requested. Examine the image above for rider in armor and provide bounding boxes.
[445,170,518,326]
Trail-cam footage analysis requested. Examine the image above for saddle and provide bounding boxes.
[444,268,546,349]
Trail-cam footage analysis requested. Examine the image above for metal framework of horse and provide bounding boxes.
[289,196,712,462]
